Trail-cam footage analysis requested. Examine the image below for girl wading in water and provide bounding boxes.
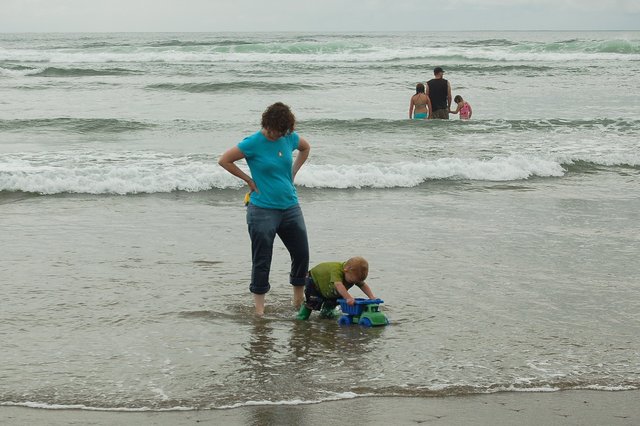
[409,82,431,119]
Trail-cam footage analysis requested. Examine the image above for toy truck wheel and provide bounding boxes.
[359,317,373,327]
[338,315,351,326]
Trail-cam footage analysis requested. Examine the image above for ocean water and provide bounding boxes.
[1,31,639,411]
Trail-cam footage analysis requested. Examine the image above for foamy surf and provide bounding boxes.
[0,152,572,194]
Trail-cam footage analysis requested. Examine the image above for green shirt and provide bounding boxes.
[309,262,357,299]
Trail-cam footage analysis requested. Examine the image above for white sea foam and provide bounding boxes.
[1,40,639,65]
[299,156,566,188]
[218,391,361,410]
[0,392,363,411]
[0,401,194,411]
[484,384,640,393]
[3,149,639,195]
[0,152,238,194]
[3,147,639,194]
[0,152,572,194]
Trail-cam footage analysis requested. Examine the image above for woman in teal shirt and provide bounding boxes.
[218,103,311,315]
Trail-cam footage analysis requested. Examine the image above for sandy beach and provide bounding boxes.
[2,390,639,425]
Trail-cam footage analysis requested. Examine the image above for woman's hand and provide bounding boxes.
[247,178,258,193]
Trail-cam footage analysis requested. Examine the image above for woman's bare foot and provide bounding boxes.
[254,293,265,316]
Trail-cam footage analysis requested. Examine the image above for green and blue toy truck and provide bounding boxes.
[337,298,389,327]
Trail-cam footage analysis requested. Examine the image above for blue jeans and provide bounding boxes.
[246,204,309,295]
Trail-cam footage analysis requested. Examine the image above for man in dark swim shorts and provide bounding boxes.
[426,67,452,119]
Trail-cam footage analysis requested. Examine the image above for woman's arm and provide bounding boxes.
[292,136,310,180]
[409,95,415,119]
[218,146,257,192]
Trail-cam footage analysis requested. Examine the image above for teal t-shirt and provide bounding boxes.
[238,130,300,209]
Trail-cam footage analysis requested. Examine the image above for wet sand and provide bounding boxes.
[2,390,638,425]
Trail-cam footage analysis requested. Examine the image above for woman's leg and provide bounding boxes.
[292,285,304,309]
[246,205,279,313]
[277,205,309,309]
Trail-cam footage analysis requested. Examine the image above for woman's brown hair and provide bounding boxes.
[261,102,296,137]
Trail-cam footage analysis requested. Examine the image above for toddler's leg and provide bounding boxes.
[320,303,338,319]
[296,305,312,320]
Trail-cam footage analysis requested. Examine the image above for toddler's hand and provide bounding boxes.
[346,297,355,306]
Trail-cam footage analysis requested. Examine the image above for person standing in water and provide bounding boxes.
[218,102,311,316]
[425,67,452,119]
[450,95,473,120]
[409,83,431,119]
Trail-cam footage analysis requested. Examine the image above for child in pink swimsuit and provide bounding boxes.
[451,95,472,120]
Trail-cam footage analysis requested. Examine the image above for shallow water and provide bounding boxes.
[1,31,639,410]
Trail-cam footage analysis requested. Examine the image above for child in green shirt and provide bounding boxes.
[297,256,376,320]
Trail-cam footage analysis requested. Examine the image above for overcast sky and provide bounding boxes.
[1,0,639,32]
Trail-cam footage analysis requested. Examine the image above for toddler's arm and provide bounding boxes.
[359,282,376,300]
[334,281,355,305]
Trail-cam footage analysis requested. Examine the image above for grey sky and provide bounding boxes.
[1,0,638,32]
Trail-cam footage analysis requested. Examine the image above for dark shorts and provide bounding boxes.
[303,276,338,311]
[431,108,449,119]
